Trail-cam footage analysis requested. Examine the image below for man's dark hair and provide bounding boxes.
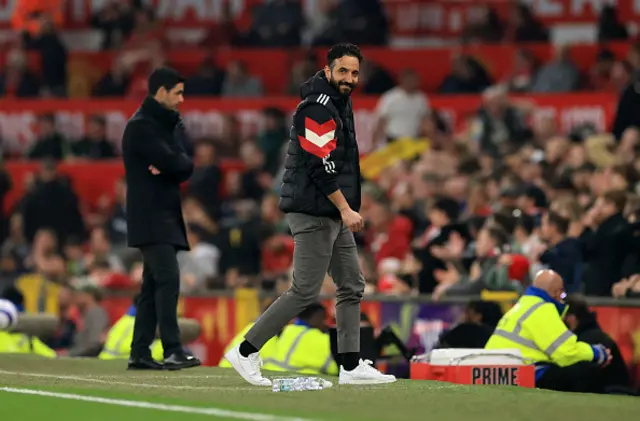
[0,285,24,308]
[431,196,460,222]
[298,302,326,321]
[487,227,510,250]
[489,211,517,235]
[147,67,185,96]
[467,300,504,329]
[602,189,628,213]
[327,43,363,69]
[564,294,591,320]
[515,213,535,235]
[546,210,570,235]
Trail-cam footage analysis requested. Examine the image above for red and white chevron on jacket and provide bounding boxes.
[298,117,337,159]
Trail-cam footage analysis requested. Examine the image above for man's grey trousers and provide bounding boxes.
[244,212,365,354]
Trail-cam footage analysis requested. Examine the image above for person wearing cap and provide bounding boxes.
[485,270,612,393]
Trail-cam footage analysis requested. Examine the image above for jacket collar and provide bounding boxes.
[293,318,311,328]
[573,313,600,336]
[300,71,350,108]
[141,96,180,129]
[524,286,567,316]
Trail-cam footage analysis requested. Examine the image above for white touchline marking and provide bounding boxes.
[0,370,258,391]
[92,374,227,380]
[0,387,315,421]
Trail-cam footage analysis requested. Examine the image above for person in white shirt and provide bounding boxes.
[177,224,220,293]
[374,69,430,142]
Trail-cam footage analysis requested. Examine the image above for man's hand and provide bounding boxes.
[148,165,161,175]
[340,208,364,232]
[593,344,612,366]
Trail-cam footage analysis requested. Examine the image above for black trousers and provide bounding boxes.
[537,362,604,394]
[130,243,182,358]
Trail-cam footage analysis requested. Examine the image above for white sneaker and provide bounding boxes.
[224,345,272,387]
[339,359,396,385]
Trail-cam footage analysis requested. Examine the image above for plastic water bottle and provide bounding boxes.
[272,377,325,392]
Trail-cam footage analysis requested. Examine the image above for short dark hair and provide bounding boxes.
[327,43,363,68]
[602,189,627,213]
[147,67,185,96]
[564,294,591,320]
[431,196,460,222]
[546,211,570,235]
[489,211,517,235]
[486,227,509,249]
[467,300,504,328]
[298,302,326,321]
[515,213,535,235]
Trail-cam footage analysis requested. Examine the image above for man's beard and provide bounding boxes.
[329,77,355,97]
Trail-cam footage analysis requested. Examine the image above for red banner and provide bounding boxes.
[0,0,260,30]
[0,93,618,156]
[2,0,638,37]
[593,306,640,367]
[383,0,640,38]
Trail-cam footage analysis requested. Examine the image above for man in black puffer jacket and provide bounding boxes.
[226,43,395,387]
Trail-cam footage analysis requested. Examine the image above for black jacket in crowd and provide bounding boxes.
[574,313,631,392]
[279,71,361,218]
[580,213,632,296]
[122,97,194,250]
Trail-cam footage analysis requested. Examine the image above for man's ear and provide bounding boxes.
[324,65,331,80]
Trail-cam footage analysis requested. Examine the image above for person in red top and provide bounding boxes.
[261,233,295,281]
[365,199,414,267]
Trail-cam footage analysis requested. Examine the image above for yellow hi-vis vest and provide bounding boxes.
[218,322,278,367]
[0,331,56,357]
[485,294,595,367]
[263,324,339,375]
[98,315,164,361]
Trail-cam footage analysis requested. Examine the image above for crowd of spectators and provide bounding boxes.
[1,0,640,357]
[1,2,639,99]
[2,73,640,305]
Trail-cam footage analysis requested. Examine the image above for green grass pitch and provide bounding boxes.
[0,354,636,421]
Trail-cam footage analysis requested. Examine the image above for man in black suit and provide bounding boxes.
[122,67,200,371]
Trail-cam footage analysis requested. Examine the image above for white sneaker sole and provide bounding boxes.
[339,377,397,385]
[224,349,272,387]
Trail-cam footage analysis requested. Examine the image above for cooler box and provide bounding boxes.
[410,348,535,388]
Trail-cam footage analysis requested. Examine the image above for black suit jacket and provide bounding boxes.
[122,97,194,250]
[580,213,632,296]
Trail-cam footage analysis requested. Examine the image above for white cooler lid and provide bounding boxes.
[429,348,525,366]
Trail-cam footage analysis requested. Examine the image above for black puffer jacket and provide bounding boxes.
[279,71,361,218]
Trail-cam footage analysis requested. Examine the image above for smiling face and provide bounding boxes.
[324,55,360,96]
